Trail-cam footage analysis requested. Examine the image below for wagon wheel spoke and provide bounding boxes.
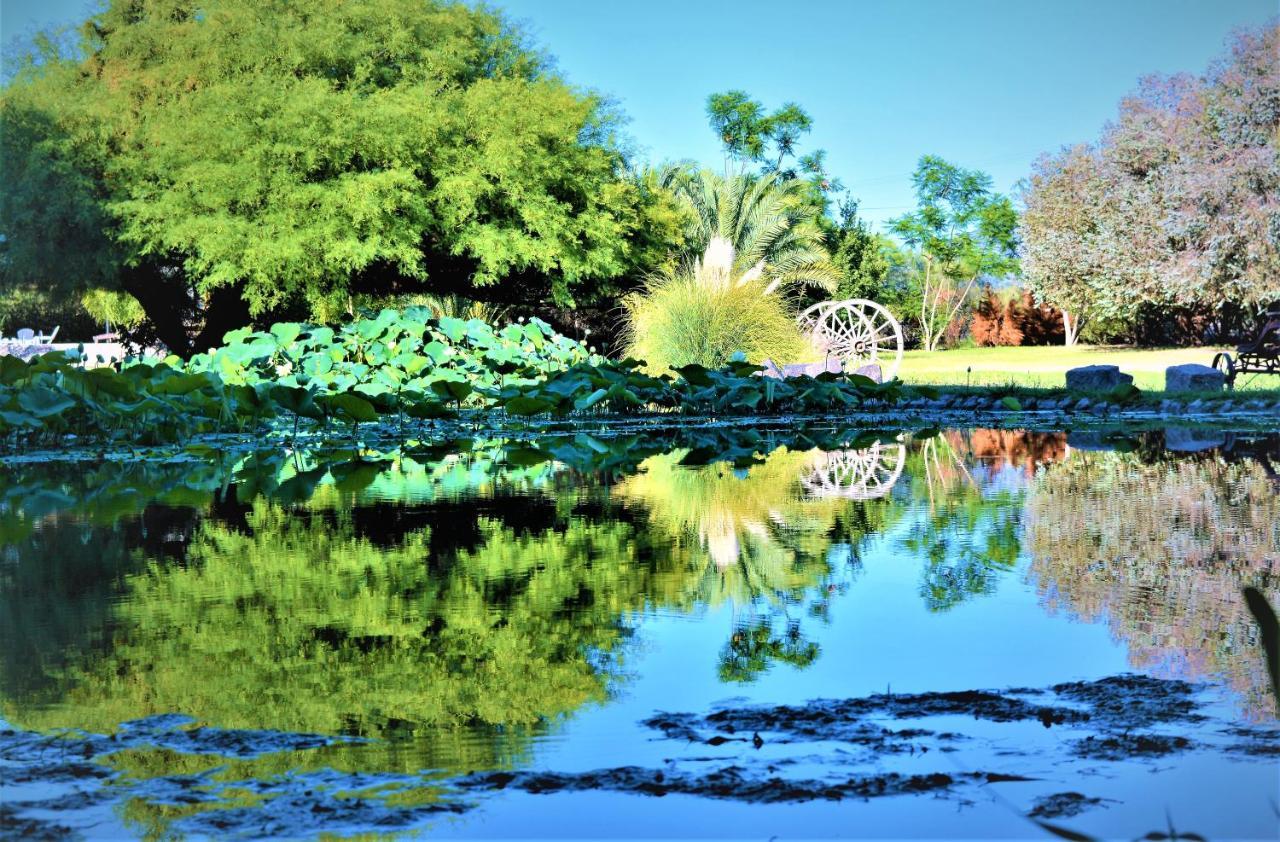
[798,299,903,379]
[800,441,907,501]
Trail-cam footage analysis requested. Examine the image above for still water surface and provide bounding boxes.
[2,425,1278,839]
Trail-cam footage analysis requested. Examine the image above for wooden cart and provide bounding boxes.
[1213,304,1280,389]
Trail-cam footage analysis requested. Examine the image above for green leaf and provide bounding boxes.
[0,356,30,385]
[504,396,553,416]
[1000,396,1022,411]
[505,446,552,466]
[270,322,304,348]
[673,364,713,387]
[18,387,76,418]
[573,388,609,412]
[330,459,385,493]
[405,400,456,420]
[846,373,878,389]
[271,466,327,504]
[152,373,212,396]
[678,446,721,466]
[269,385,322,419]
[429,379,473,403]
[0,410,40,428]
[318,393,379,423]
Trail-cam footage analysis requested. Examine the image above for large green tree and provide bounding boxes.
[0,0,679,355]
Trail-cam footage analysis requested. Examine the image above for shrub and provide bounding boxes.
[622,273,809,373]
[971,288,1064,347]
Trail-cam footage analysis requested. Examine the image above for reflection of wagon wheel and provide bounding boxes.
[1211,351,1237,390]
[801,441,907,500]
[797,299,904,381]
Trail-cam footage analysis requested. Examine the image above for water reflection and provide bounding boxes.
[1,425,1277,837]
[1027,430,1280,719]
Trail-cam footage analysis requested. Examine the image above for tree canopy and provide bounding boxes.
[0,0,681,354]
[1021,24,1280,341]
[890,156,1019,351]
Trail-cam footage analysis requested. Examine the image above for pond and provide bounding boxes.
[2,424,1278,839]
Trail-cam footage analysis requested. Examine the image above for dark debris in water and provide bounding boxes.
[1051,675,1204,729]
[644,674,1207,750]
[1028,791,1113,819]
[1071,733,1194,760]
[0,803,79,841]
[454,765,981,804]
[2,675,1277,837]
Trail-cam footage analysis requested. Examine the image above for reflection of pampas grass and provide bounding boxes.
[613,447,844,606]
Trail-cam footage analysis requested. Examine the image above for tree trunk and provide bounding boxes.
[119,262,196,357]
[119,264,253,359]
[1062,310,1080,347]
[190,285,252,355]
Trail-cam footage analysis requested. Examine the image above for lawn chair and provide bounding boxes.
[36,325,60,343]
[14,328,36,345]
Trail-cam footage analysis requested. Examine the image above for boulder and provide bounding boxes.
[1065,365,1133,392]
[1165,363,1225,394]
[760,357,843,380]
[851,363,882,383]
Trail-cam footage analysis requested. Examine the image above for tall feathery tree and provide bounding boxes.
[0,0,681,355]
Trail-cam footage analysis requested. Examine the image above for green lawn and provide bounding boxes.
[897,345,1279,392]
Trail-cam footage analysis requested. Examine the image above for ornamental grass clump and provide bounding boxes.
[622,237,812,373]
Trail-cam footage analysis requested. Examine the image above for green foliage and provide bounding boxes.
[662,169,839,293]
[0,306,917,447]
[0,0,679,352]
[890,155,1021,351]
[1,428,905,751]
[191,308,595,406]
[704,90,838,204]
[0,284,98,339]
[622,273,808,372]
[829,198,920,311]
[80,288,145,330]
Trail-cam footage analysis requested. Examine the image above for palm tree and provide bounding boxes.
[660,168,839,296]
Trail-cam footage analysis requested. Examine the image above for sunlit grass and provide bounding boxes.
[898,345,1279,392]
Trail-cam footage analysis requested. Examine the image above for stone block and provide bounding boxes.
[1065,365,1133,392]
[759,357,842,380]
[851,363,882,383]
[1165,363,1225,394]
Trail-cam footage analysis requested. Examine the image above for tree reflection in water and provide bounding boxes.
[1027,431,1280,719]
[2,424,1277,832]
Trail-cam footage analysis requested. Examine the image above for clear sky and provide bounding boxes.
[3,0,1275,231]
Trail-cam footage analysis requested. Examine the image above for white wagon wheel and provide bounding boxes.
[800,440,907,501]
[797,299,904,381]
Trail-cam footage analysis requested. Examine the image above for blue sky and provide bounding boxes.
[3,0,1275,231]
